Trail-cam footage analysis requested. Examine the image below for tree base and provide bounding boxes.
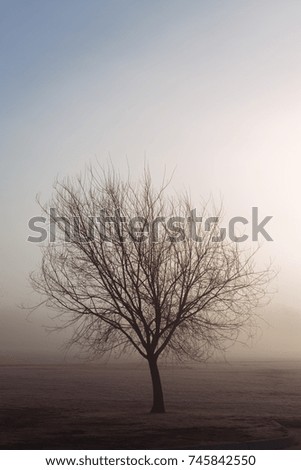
[150,405,165,414]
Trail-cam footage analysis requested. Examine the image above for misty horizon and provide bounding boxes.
[1,0,301,453]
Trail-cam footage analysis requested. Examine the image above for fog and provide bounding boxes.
[1,0,301,363]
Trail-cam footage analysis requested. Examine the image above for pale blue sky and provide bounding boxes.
[1,0,301,361]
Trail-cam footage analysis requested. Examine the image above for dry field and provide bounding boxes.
[0,361,301,449]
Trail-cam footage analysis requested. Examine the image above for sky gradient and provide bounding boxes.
[1,0,301,361]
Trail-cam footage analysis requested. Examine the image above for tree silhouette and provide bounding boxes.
[31,165,271,413]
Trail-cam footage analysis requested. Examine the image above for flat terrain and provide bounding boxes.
[0,361,301,449]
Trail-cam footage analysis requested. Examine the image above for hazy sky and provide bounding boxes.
[1,0,301,362]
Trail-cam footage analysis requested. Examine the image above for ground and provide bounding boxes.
[0,361,300,449]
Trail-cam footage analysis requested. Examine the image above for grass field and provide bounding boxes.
[0,361,301,449]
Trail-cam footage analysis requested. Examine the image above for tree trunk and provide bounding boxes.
[147,356,165,413]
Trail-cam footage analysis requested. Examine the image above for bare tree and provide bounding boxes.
[31,165,272,413]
